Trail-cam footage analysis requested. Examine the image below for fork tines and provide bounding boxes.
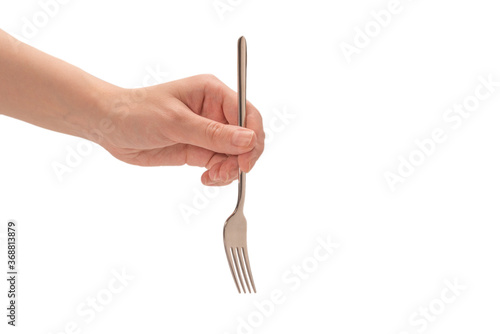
[225,246,256,293]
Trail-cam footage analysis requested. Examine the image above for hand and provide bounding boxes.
[99,74,265,186]
[0,31,264,185]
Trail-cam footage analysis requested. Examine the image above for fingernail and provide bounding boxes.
[208,168,218,182]
[232,129,254,147]
[206,173,219,185]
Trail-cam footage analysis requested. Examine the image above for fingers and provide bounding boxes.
[215,78,265,172]
[111,143,241,186]
[137,144,239,186]
[201,156,239,186]
[181,75,266,173]
[159,74,265,176]
[236,102,265,172]
[171,104,258,156]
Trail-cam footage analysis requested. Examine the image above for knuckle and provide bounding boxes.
[198,73,219,85]
[168,106,185,123]
[205,121,225,143]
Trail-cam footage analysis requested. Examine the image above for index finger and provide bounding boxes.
[218,81,265,172]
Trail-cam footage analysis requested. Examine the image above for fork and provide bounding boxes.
[223,36,256,294]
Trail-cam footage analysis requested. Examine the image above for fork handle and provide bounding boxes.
[236,36,247,211]
[238,36,247,128]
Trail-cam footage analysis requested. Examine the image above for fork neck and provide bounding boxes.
[235,171,246,212]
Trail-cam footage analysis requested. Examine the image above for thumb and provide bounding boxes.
[176,112,256,154]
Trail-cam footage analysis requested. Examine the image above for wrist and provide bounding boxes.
[77,82,124,145]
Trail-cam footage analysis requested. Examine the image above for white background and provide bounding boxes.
[1,0,500,333]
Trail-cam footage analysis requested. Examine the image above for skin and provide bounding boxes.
[0,30,264,186]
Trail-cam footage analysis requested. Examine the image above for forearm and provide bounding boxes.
[0,30,119,141]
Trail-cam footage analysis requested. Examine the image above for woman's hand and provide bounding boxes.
[99,74,265,186]
[0,30,264,186]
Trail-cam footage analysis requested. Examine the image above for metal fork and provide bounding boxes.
[223,36,256,294]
